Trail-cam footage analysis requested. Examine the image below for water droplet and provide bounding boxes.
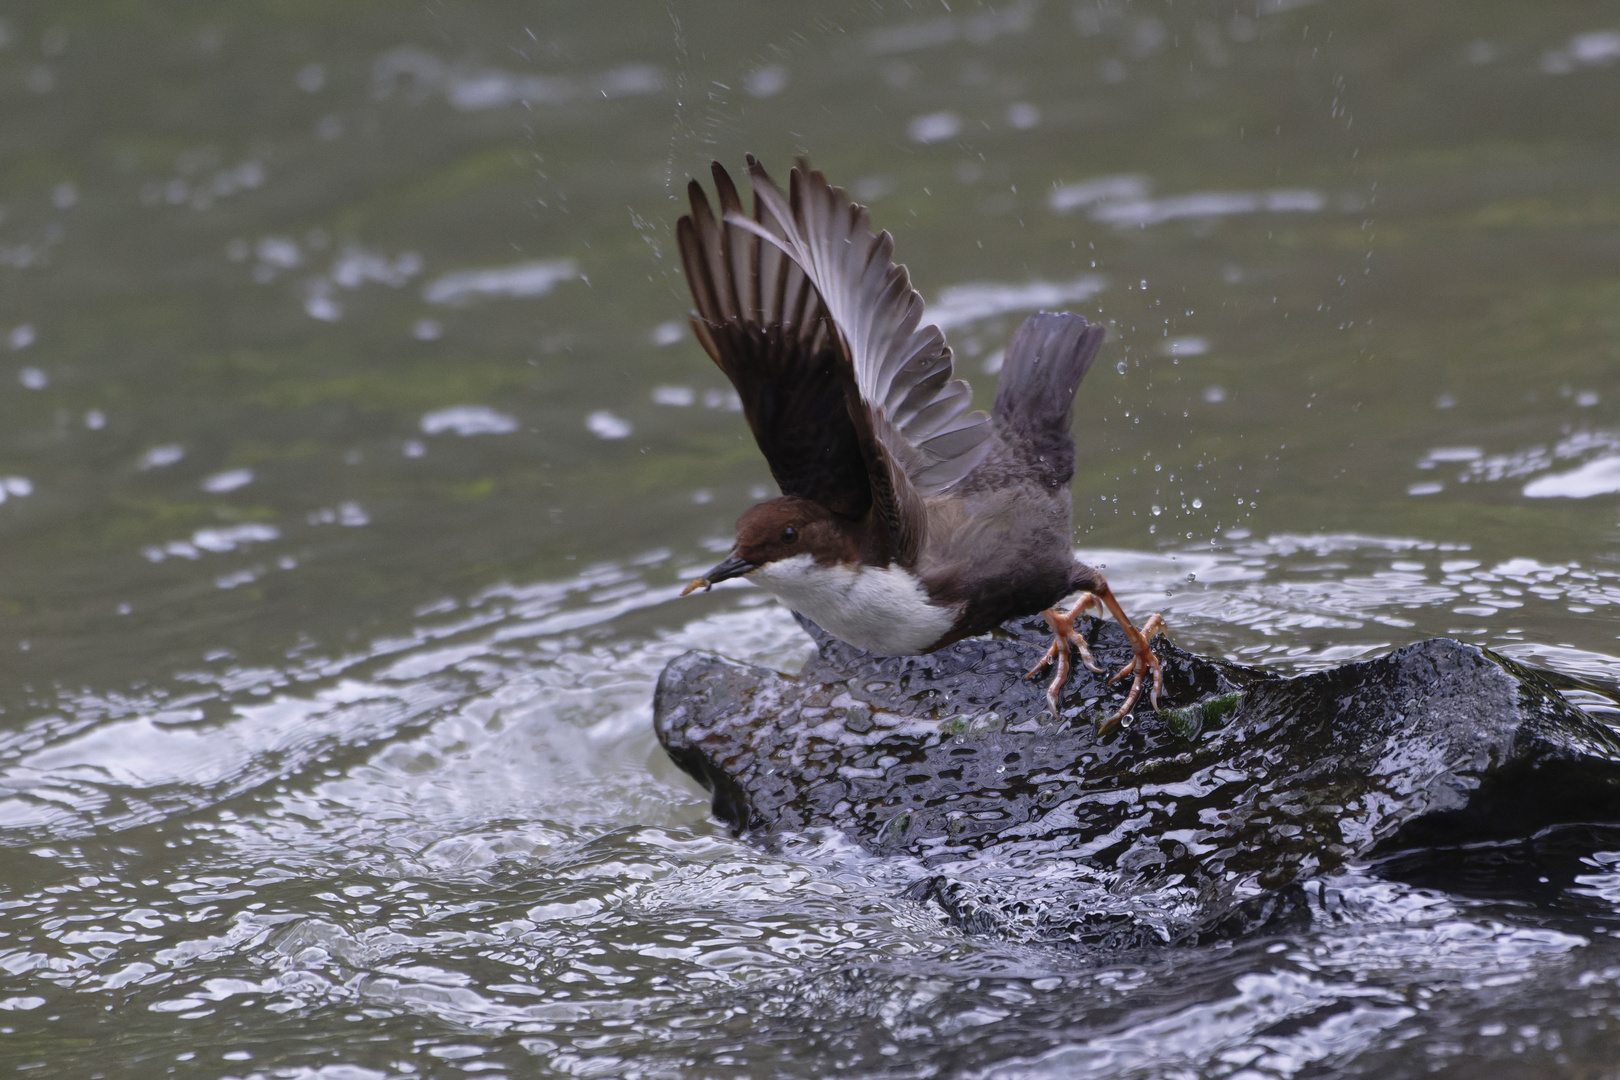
[1191,498,1202,508]
[1116,361,1127,375]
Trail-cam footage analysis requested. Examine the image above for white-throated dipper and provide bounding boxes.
[675,157,1162,729]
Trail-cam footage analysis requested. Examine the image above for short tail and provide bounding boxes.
[991,312,1104,486]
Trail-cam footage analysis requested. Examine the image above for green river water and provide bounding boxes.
[1,2,1619,1076]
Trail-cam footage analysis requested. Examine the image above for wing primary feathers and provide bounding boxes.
[729,157,996,500]
[676,163,873,524]
[678,157,1042,568]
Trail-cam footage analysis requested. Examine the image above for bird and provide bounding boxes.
[674,156,1162,730]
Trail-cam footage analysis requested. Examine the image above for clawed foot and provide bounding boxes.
[1025,594,1105,715]
[1024,586,1164,733]
[1098,612,1164,735]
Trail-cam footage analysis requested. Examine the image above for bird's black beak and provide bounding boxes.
[679,552,756,596]
[703,552,757,584]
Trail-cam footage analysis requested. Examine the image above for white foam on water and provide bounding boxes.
[585,410,632,439]
[422,259,577,305]
[420,405,518,436]
[931,276,1108,331]
[1523,455,1620,498]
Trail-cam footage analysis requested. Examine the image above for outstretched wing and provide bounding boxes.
[676,163,871,521]
[726,157,995,564]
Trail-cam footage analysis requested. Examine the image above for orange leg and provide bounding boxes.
[1098,611,1164,733]
[1026,593,1106,715]
[1026,581,1164,731]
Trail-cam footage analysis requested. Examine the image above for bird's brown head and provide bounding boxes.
[680,497,859,595]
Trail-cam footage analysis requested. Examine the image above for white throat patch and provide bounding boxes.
[747,554,958,655]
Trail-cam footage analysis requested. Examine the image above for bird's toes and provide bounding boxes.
[1111,672,1145,727]
[1096,697,1129,735]
[1068,631,1104,675]
[1042,646,1071,715]
[1026,634,1068,680]
[1108,657,1136,685]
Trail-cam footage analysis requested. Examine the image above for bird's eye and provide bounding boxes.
[781,526,798,543]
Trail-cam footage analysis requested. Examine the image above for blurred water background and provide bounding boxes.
[1,1,1619,1076]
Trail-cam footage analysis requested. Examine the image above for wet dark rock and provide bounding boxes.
[654,614,1620,947]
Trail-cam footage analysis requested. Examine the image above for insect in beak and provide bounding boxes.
[679,553,756,596]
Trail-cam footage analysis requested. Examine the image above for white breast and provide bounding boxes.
[747,554,960,656]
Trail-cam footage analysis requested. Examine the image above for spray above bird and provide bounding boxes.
[675,157,1162,729]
